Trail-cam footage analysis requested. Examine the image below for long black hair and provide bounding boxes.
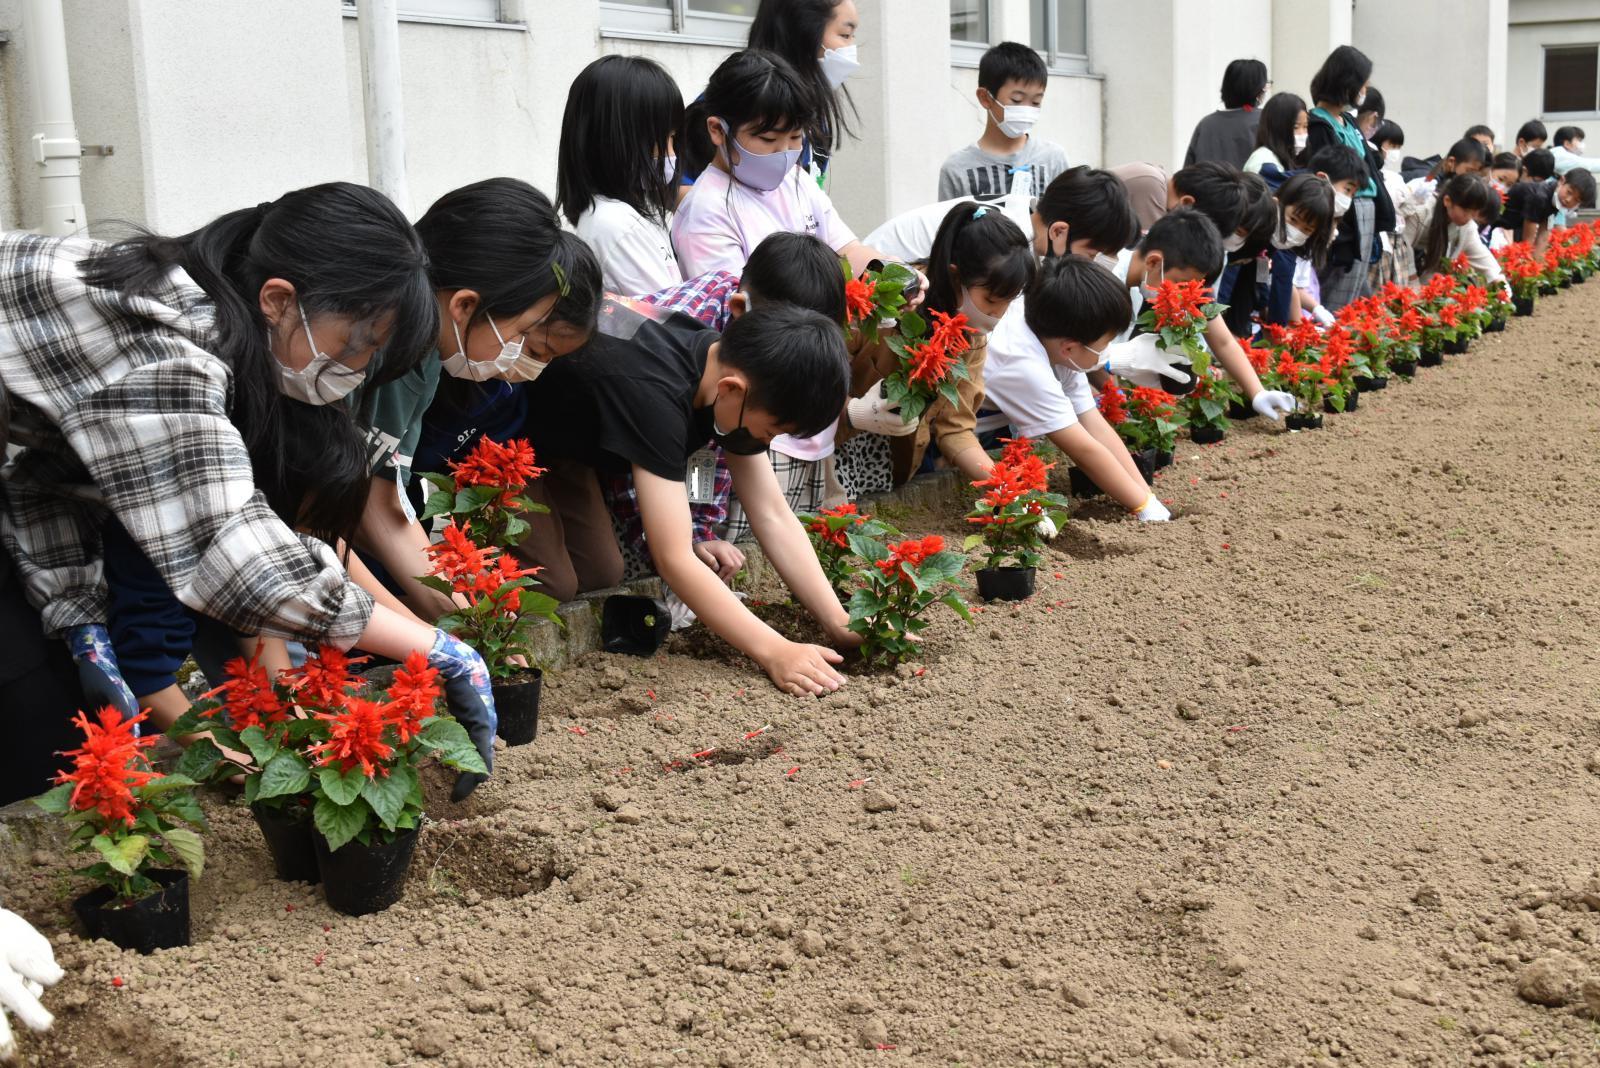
[1274,173,1335,269]
[419,178,602,332]
[748,0,857,159]
[1420,174,1499,275]
[556,55,683,228]
[1309,45,1372,111]
[682,49,816,183]
[923,202,1036,321]
[80,182,435,548]
[1255,92,1306,169]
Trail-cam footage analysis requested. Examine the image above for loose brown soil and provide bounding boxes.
[8,288,1600,1067]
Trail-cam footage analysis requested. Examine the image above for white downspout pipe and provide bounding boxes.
[23,0,86,236]
[355,0,410,215]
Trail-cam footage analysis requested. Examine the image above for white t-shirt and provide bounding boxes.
[575,197,681,300]
[862,197,972,264]
[670,163,857,278]
[981,299,1098,440]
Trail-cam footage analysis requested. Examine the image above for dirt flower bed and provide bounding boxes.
[6,286,1600,1066]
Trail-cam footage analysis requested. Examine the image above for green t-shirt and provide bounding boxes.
[1311,107,1377,198]
[357,349,441,485]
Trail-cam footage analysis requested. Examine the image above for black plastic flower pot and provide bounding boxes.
[974,567,1037,603]
[1513,296,1534,317]
[601,595,670,657]
[1391,358,1418,377]
[314,826,419,917]
[1443,336,1468,355]
[1573,270,1587,285]
[1132,449,1157,486]
[1558,277,1571,289]
[1483,316,1507,333]
[1538,282,1557,296]
[1419,344,1443,367]
[1286,412,1324,431]
[251,800,320,884]
[493,669,543,746]
[1155,449,1174,470]
[1190,425,1225,445]
[1356,375,1387,392]
[1067,467,1099,499]
[73,870,190,954]
[1226,400,1256,420]
[1324,391,1358,414]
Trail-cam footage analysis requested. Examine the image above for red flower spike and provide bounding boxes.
[306,697,394,778]
[55,708,158,827]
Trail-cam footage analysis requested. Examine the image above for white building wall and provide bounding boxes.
[1507,0,1600,141]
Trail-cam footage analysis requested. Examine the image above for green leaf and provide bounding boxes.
[238,726,275,767]
[416,574,457,597]
[418,717,487,774]
[940,591,973,622]
[92,833,149,876]
[175,738,226,782]
[160,825,205,880]
[257,751,312,801]
[136,773,198,798]
[33,782,73,815]
[317,765,366,807]
[313,796,370,853]
[453,485,501,515]
[419,491,456,523]
[962,533,986,552]
[243,774,261,805]
[419,471,455,494]
[937,379,961,409]
[167,704,212,737]
[898,309,926,339]
[844,531,889,566]
[162,791,206,828]
[361,766,416,831]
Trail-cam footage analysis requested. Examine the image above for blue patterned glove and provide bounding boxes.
[426,629,497,801]
[64,624,139,725]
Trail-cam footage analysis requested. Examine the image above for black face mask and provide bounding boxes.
[708,389,763,453]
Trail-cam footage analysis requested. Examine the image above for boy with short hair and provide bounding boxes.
[938,42,1069,201]
[1513,120,1547,158]
[1550,125,1600,177]
[1497,168,1597,254]
[526,302,859,696]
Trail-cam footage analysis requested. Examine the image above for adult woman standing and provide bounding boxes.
[1304,45,1394,311]
[0,183,497,805]
[1184,58,1269,169]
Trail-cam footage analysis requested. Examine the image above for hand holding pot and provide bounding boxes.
[0,907,63,1060]
[847,393,917,437]
[426,630,497,801]
[1251,390,1296,422]
[1103,334,1193,389]
[63,624,138,724]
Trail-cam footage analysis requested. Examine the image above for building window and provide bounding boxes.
[1544,45,1599,114]
[600,0,755,44]
[1030,0,1088,73]
[950,0,990,66]
[340,0,514,26]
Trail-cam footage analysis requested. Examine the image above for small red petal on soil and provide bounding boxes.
[876,1045,897,1051]
[913,667,926,677]
[567,725,588,736]
[617,766,633,775]
[285,904,295,912]
[1054,572,1064,579]
[768,745,785,756]
[1221,543,1230,549]
[111,976,124,988]
[1220,492,1229,498]
[1227,725,1248,733]
[785,767,799,778]
[692,748,717,759]
[847,778,871,789]
[322,925,331,933]
[1190,477,1199,485]
[646,689,656,701]
[734,688,746,698]
[313,952,325,967]
[743,724,771,739]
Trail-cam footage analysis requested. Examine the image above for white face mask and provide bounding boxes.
[277,301,365,406]
[1354,90,1367,108]
[1332,189,1353,216]
[819,44,860,88]
[500,353,550,384]
[1222,232,1248,253]
[1575,140,1587,154]
[1137,260,1164,302]
[991,99,1041,139]
[1092,251,1121,276]
[443,314,524,381]
[959,290,1002,334]
[1383,149,1402,173]
[1272,223,1311,250]
[661,154,678,184]
[1293,131,1309,152]
[1060,340,1105,373]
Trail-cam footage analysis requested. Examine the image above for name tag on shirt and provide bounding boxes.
[686,449,718,505]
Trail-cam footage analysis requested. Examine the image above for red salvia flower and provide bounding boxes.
[926,310,972,356]
[55,708,158,827]
[845,278,877,323]
[874,535,945,581]
[1129,386,1177,420]
[806,502,863,549]
[424,521,489,585]
[1150,279,1212,330]
[449,437,545,499]
[282,646,365,711]
[384,651,440,744]
[308,697,394,778]
[199,645,289,731]
[905,339,956,388]
[1097,379,1128,425]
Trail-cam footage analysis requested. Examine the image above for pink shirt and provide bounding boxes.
[672,164,857,463]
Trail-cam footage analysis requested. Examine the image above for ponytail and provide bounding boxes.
[923,202,1036,319]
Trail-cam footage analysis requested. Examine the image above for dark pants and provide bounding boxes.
[0,554,88,806]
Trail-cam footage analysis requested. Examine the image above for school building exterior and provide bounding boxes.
[0,0,1595,240]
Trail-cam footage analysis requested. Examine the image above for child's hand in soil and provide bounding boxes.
[694,539,745,583]
[760,639,846,697]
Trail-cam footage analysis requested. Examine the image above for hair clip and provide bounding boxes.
[972,206,989,219]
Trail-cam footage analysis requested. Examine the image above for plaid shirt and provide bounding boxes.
[602,270,742,555]
[0,233,373,643]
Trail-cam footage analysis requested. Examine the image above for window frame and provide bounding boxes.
[1032,0,1090,76]
[949,0,993,69]
[339,1,524,31]
[1541,42,1600,117]
[599,0,755,46]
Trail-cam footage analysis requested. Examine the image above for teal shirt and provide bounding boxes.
[1311,106,1377,198]
[356,348,442,485]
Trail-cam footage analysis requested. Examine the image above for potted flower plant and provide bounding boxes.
[843,531,970,666]
[1412,274,1462,365]
[1273,351,1330,430]
[1336,299,1391,391]
[1137,278,1225,399]
[1114,385,1185,477]
[964,438,1069,601]
[1319,328,1360,414]
[419,437,560,745]
[1185,366,1241,443]
[847,262,975,426]
[35,709,205,954]
[1496,242,1542,315]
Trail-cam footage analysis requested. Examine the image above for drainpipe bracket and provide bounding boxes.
[30,133,82,165]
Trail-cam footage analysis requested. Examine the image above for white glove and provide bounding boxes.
[1103,334,1193,389]
[0,908,63,1060]
[1036,515,1058,540]
[1251,390,1296,422]
[847,393,917,437]
[1135,494,1170,522]
[1311,305,1335,327]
